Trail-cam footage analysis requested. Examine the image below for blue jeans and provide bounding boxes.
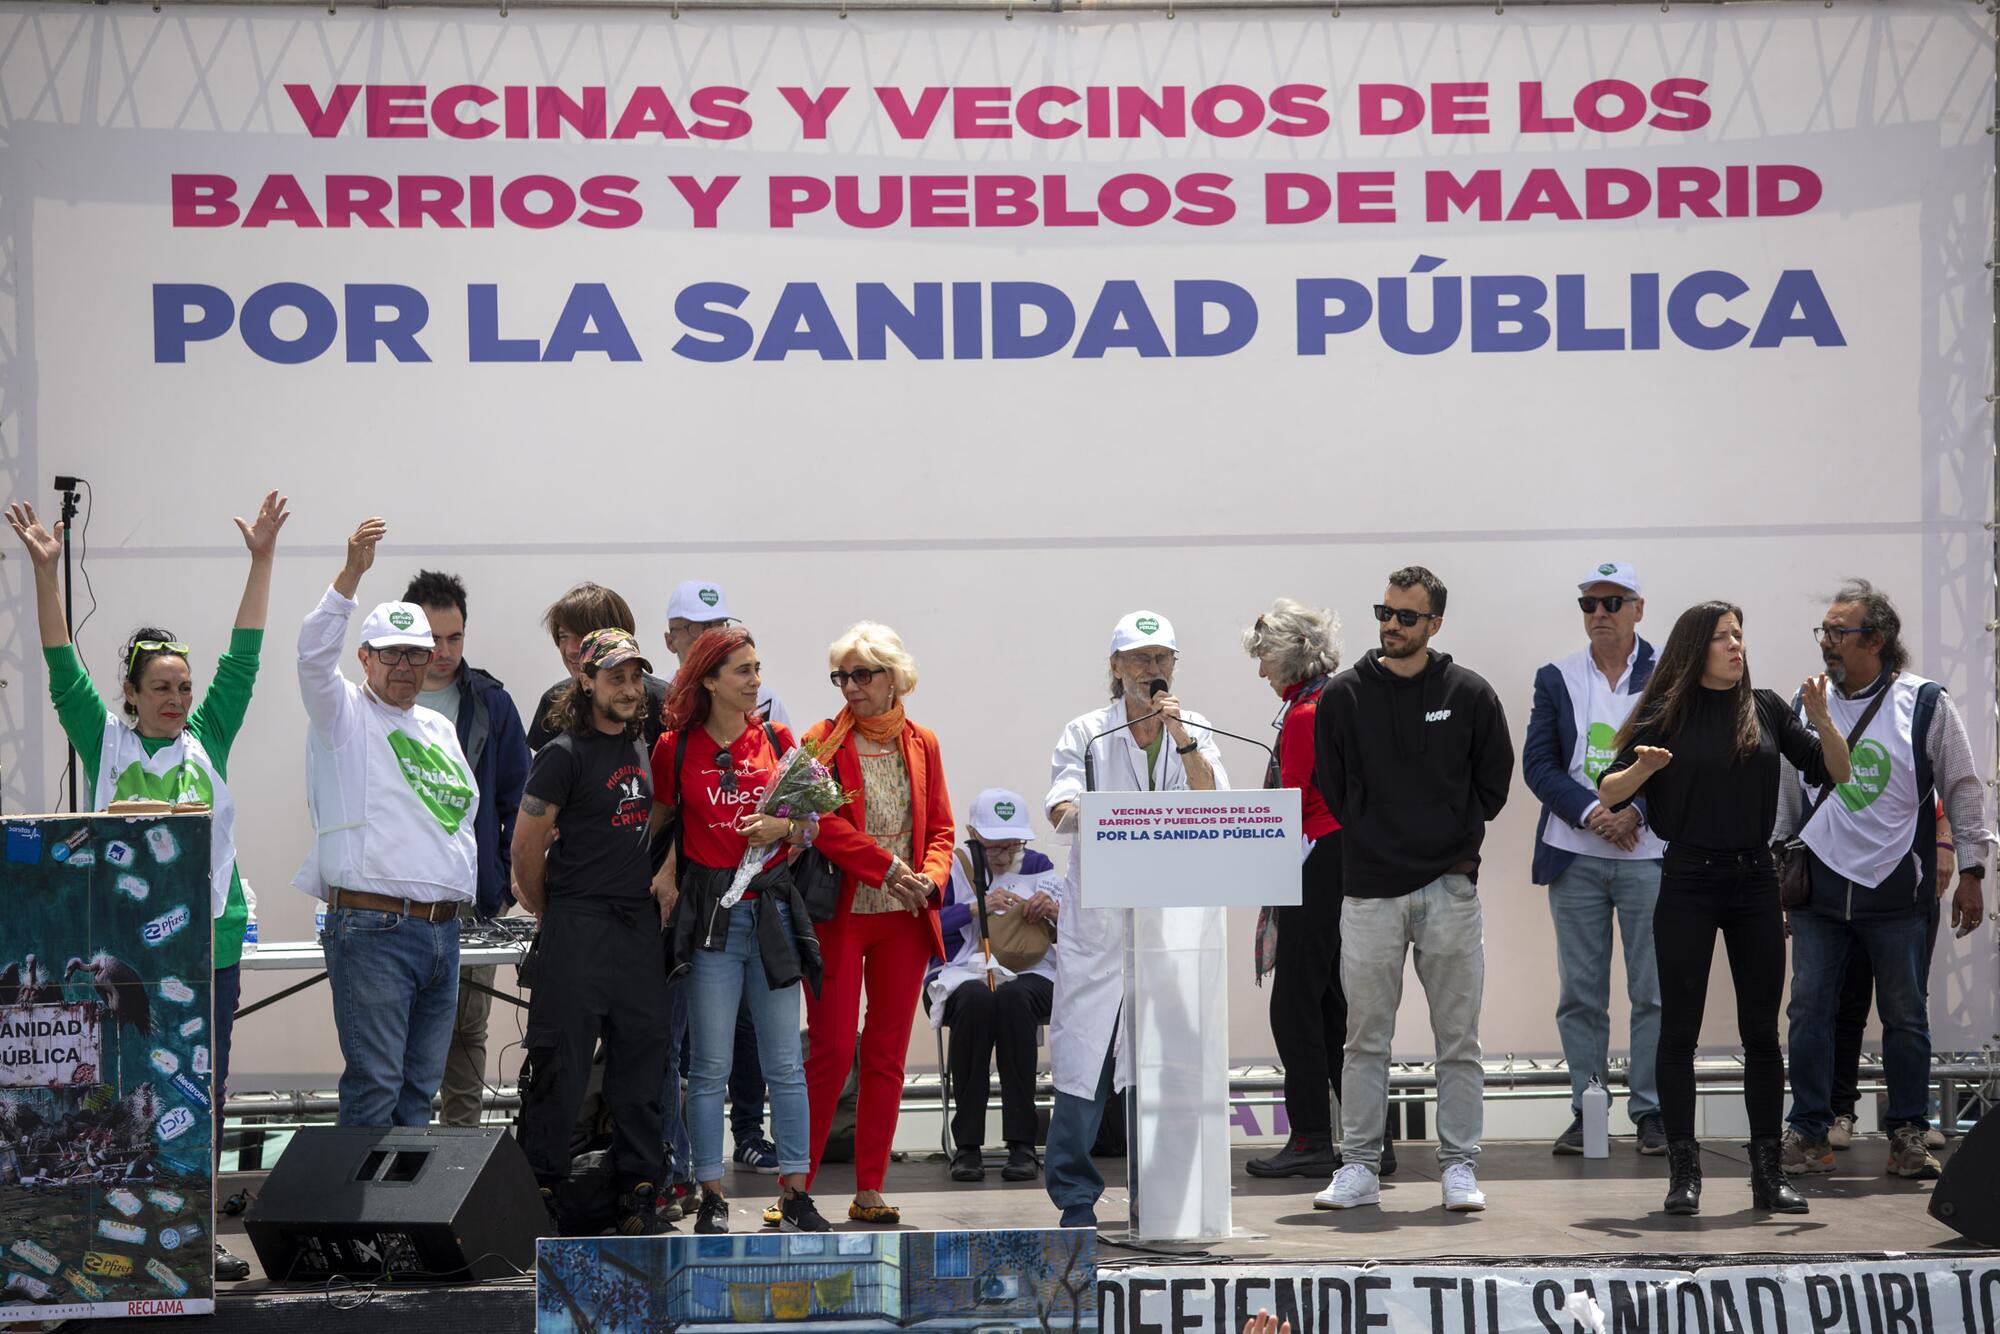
[1045,1039,1117,1219]
[685,898,810,1181]
[660,982,693,1184]
[322,907,461,1127]
[1548,855,1663,1120]
[213,963,241,1165]
[1787,907,1932,1137]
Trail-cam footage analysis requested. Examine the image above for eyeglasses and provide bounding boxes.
[369,646,435,666]
[714,749,738,795]
[1373,605,1438,628]
[830,667,889,688]
[1812,625,1876,646]
[126,640,190,675]
[1577,595,1630,614]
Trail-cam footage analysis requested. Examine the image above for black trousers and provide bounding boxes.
[518,901,672,1190]
[1654,847,1786,1142]
[943,971,1055,1149]
[1269,836,1348,1141]
[1831,896,1942,1119]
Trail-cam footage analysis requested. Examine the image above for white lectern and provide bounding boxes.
[1078,789,1301,1242]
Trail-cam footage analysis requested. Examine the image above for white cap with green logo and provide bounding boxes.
[969,787,1035,841]
[1110,610,1177,654]
[359,601,434,649]
[1578,561,1642,595]
[666,580,735,623]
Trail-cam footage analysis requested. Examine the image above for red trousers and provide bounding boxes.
[804,907,933,1191]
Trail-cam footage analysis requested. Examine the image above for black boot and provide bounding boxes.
[1749,1137,1809,1214]
[1663,1138,1702,1216]
[1245,1134,1339,1179]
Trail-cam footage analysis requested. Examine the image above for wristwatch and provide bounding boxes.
[1176,740,1199,755]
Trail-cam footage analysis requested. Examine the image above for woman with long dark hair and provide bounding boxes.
[652,628,827,1234]
[1598,600,1850,1217]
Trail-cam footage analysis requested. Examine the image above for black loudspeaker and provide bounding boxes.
[245,1126,544,1282]
[1930,1113,2000,1245]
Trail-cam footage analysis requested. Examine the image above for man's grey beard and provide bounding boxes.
[1823,657,1846,686]
[985,844,1025,877]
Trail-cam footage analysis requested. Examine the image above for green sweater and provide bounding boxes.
[46,628,261,969]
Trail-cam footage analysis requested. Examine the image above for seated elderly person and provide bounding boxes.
[926,788,1061,1183]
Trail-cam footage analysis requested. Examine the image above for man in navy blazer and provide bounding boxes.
[1521,561,1666,1156]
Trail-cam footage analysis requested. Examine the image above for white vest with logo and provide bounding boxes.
[94,714,236,916]
[1541,646,1665,861]
[294,695,478,901]
[1800,674,1926,888]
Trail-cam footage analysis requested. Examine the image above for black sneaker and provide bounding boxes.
[1001,1142,1041,1182]
[1553,1114,1585,1155]
[779,1191,832,1233]
[1636,1113,1668,1156]
[1245,1134,1339,1179]
[949,1147,985,1182]
[615,1181,675,1236]
[213,1241,251,1282]
[694,1189,731,1235]
[1380,1141,1398,1178]
[733,1137,781,1174]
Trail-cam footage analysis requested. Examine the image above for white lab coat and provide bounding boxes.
[1043,696,1230,1099]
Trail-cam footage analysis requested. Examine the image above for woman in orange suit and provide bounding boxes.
[798,621,953,1226]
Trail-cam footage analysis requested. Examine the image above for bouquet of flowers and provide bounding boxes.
[719,741,853,908]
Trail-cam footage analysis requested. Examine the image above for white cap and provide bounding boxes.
[359,601,434,649]
[666,579,735,624]
[968,787,1034,842]
[1110,610,1177,655]
[1579,561,1642,596]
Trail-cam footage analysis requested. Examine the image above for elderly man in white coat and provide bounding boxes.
[1043,611,1228,1229]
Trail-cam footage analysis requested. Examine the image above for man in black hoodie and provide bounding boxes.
[1310,566,1514,1214]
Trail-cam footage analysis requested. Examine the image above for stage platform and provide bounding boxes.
[203,1136,1993,1331]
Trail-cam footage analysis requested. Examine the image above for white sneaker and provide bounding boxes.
[1828,1114,1855,1151]
[1313,1163,1381,1210]
[1442,1162,1486,1212]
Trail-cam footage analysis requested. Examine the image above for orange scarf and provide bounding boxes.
[822,701,907,755]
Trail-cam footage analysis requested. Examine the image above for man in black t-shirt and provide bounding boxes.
[511,629,676,1235]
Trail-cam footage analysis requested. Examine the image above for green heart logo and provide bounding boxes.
[1584,722,1619,783]
[1836,739,1891,812]
[1597,563,1617,576]
[386,730,475,834]
[111,760,214,808]
[993,801,1017,822]
[698,588,720,608]
[389,609,414,631]
[1135,617,1159,635]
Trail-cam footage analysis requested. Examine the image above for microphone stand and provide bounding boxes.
[1081,703,1164,795]
[56,476,83,812]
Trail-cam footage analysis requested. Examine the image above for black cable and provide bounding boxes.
[53,480,98,810]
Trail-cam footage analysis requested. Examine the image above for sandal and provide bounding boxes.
[847,1200,901,1226]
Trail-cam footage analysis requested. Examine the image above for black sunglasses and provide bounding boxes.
[830,667,890,688]
[714,749,737,795]
[1373,605,1438,628]
[1578,595,1630,614]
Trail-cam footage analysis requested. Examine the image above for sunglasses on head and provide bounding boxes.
[1577,595,1630,614]
[830,667,889,688]
[1373,605,1437,628]
[126,640,191,675]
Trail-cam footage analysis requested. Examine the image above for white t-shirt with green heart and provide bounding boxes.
[292,585,479,904]
[94,714,235,916]
[1799,673,1925,888]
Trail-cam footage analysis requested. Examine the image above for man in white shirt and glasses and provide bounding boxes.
[295,517,479,1126]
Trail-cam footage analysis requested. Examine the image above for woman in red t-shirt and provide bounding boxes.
[799,622,954,1226]
[652,627,828,1235]
[1241,598,1369,1182]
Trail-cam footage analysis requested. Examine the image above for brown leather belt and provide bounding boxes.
[329,887,459,923]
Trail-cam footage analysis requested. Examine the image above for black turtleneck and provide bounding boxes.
[1606,685,1830,853]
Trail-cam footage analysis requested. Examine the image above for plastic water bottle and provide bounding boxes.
[240,880,258,956]
[1582,1074,1611,1159]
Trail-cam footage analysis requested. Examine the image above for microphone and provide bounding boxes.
[1148,678,1168,699]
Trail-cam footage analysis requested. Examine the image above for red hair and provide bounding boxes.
[663,627,756,732]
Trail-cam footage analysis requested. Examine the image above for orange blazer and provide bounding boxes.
[803,718,954,961]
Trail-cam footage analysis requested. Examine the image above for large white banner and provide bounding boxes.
[0,1,1990,1086]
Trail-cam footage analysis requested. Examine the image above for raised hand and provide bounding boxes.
[1244,1312,1293,1334]
[234,490,291,560]
[4,502,63,570]
[346,517,387,575]
[1801,674,1833,724]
